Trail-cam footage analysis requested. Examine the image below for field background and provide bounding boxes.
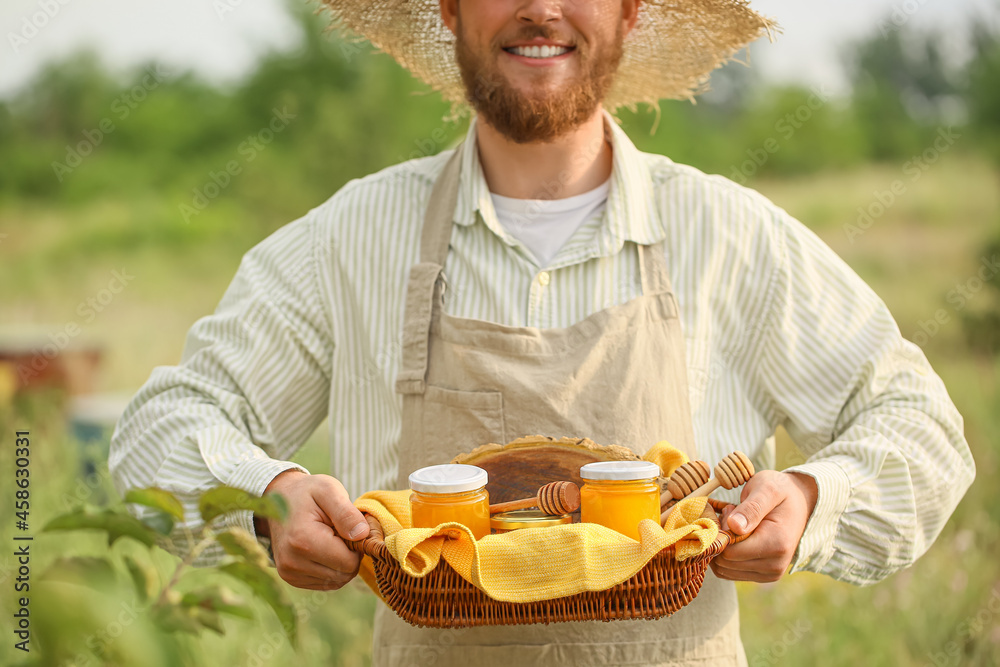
[2,2,999,665]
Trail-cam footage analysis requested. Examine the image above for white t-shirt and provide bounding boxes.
[491,179,610,268]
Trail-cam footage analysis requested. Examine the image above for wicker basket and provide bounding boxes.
[346,498,748,628]
[346,436,754,628]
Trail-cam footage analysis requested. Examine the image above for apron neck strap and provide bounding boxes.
[395,147,463,396]
[638,241,671,295]
[396,142,676,397]
[420,145,464,266]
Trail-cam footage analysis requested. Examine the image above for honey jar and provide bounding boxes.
[490,509,572,534]
[579,461,661,540]
[408,464,490,539]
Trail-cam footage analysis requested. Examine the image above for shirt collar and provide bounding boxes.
[451,110,666,255]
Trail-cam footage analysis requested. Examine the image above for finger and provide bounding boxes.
[311,476,370,541]
[718,524,785,562]
[710,561,783,583]
[728,474,782,535]
[282,522,363,573]
[713,552,787,575]
[275,569,350,591]
[277,546,359,584]
[718,503,736,532]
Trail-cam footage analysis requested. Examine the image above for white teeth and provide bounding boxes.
[510,45,569,59]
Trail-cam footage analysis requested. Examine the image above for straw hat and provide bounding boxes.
[319,0,777,113]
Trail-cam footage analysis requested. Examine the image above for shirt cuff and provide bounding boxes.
[223,459,310,543]
[783,458,852,574]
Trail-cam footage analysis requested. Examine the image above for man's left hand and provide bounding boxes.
[710,470,818,583]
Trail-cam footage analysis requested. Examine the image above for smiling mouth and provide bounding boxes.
[503,45,574,59]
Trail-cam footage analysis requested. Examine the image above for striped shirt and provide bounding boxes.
[109,111,975,584]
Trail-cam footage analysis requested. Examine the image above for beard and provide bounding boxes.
[454,19,624,144]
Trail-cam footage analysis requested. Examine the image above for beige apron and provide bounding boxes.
[375,147,745,667]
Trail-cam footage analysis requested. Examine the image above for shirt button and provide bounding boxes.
[537,272,550,287]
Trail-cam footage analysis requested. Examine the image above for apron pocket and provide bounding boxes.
[421,385,506,456]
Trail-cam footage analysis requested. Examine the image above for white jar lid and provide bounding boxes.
[580,460,660,481]
[409,464,488,494]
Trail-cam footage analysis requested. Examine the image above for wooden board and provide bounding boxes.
[451,435,641,519]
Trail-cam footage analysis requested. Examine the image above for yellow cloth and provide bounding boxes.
[354,441,719,604]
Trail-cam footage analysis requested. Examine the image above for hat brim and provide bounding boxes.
[320,0,776,112]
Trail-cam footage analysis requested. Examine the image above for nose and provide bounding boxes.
[516,0,562,25]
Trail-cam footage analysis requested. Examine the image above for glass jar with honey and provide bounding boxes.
[579,461,661,540]
[408,464,490,539]
[490,509,572,534]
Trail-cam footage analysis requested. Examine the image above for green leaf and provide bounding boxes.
[152,601,203,635]
[139,510,175,536]
[180,584,254,620]
[40,556,118,590]
[43,507,158,547]
[124,487,185,521]
[193,607,224,635]
[215,528,271,569]
[122,555,159,603]
[198,486,289,523]
[220,561,297,647]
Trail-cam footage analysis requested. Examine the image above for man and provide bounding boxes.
[110,0,975,664]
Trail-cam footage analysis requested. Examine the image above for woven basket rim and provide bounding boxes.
[349,497,748,579]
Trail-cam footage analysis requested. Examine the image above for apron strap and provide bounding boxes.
[396,145,679,395]
[638,240,672,295]
[421,147,464,265]
[395,146,465,396]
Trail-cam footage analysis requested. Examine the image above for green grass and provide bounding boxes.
[1,154,998,666]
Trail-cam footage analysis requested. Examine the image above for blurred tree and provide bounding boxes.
[12,48,121,141]
[965,16,1000,164]
[844,25,959,160]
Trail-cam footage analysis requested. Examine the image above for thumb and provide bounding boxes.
[727,475,781,535]
[312,476,370,541]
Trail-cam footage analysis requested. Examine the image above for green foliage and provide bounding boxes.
[198,486,289,523]
[40,556,119,589]
[960,228,1000,354]
[6,4,1000,224]
[44,505,160,547]
[219,561,298,647]
[966,19,1000,164]
[123,554,160,603]
[39,485,298,657]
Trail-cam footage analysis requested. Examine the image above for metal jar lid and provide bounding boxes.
[579,460,660,481]
[490,509,572,531]
[408,464,488,494]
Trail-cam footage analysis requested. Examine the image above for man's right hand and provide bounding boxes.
[257,469,370,591]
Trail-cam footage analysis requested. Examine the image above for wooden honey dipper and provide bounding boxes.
[684,451,755,499]
[665,460,712,500]
[488,481,580,516]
